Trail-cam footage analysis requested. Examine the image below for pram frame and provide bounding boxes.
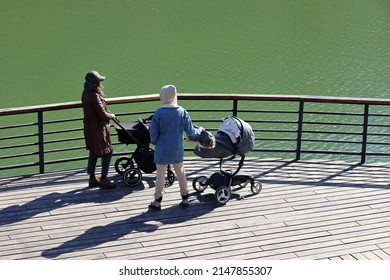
[113,118,174,187]
[192,118,261,205]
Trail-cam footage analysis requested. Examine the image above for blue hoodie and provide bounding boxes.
[149,85,201,164]
[150,106,200,164]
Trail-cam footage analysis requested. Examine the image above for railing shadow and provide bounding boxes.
[252,159,390,190]
[0,175,150,227]
[41,195,217,259]
[1,157,390,259]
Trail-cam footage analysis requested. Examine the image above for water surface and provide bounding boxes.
[2,0,390,108]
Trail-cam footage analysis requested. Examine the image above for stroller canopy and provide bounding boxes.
[194,117,255,158]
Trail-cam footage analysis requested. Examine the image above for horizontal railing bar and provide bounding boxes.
[43,156,88,165]
[0,122,37,130]
[256,129,298,133]
[253,148,297,153]
[236,110,299,114]
[43,128,83,135]
[42,117,82,125]
[0,94,160,116]
[0,133,38,141]
[184,109,232,112]
[44,146,85,154]
[254,120,298,124]
[301,150,361,155]
[256,138,296,141]
[367,123,390,128]
[367,141,390,145]
[303,121,363,126]
[246,120,298,124]
[177,94,390,105]
[302,130,362,136]
[302,139,362,144]
[0,143,38,150]
[303,111,363,116]
[0,162,39,171]
[367,133,390,137]
[43,137,84,145]
[365,152,390,156]
[0,151,38,160]
[4,93,390,117]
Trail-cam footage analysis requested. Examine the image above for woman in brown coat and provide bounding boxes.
[81,70,116,188]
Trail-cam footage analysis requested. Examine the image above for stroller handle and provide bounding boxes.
[112,117,127,131]
[112,117,120,125]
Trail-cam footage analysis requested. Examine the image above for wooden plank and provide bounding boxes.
[361,251,382,260]
[1,158,390,260]
[371,249,390,260]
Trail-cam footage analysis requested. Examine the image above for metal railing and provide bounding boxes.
[1,93,390,177]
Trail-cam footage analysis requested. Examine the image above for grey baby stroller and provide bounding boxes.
[191,117,262,205]
[113,117,175,187]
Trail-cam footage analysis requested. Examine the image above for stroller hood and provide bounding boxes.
[237,117,255,154]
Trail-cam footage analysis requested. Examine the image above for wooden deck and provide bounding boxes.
[1,157,390,260]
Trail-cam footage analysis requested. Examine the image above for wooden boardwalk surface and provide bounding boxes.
[1,157,390,260]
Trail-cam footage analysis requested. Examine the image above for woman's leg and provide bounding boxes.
[101,151,112,178]
[87,151,98,177]
[149,164,166,210]
[87,151,100,187]
[172,162,188,197]
[99,151,115,188]
[154,164,167,200]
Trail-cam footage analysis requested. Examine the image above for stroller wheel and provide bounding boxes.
[123,167,142,187]
[115,157,133,175]
[251,181,262,194]
[192,176,208,193]
[215,186,231,205]
[166,169,175,187]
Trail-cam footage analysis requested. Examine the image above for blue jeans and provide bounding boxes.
[87,151,112,178]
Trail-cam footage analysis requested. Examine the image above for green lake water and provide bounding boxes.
[2,0,390,108]
[1,0,390,176]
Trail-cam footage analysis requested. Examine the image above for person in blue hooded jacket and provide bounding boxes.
[149,85,202,210]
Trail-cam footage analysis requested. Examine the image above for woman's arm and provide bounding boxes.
[91,93,115,120]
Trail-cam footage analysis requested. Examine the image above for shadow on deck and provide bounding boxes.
[1,157,390,260]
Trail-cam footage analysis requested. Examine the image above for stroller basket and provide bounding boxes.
[133,146,156,173]
[115,119,151,145]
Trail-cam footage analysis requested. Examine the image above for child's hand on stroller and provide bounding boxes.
[110,113,116,119]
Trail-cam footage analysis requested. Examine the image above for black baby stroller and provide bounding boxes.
[191,117,262,205]
[113,117,175,187]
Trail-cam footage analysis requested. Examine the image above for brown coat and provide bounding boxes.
[81,89,113,156]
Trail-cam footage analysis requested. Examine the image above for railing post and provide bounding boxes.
[38,111,45,174]
[361,104,369,164]
[296,101,304,161]
[233,99,238,117]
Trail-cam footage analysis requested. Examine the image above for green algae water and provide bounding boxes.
[2,0,390,107]
[2,0,390,176]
